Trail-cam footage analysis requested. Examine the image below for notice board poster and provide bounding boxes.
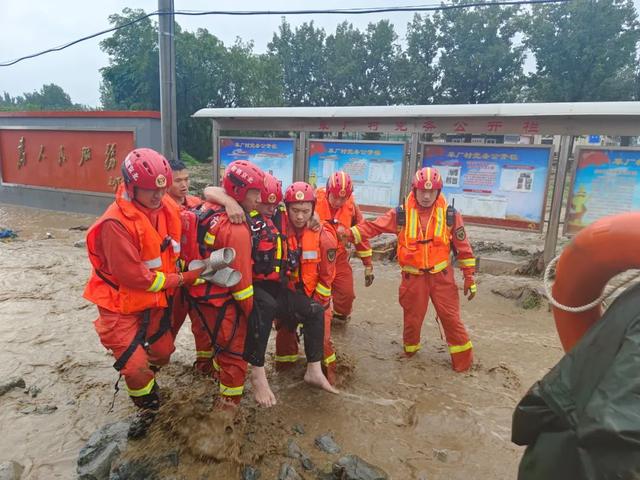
[307,140,405,211]
[565,147,640,235]
[422,143,552,231]
[219,137,295,187]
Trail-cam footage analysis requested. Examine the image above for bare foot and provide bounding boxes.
[250,366,277,407]
[304,362,339,394]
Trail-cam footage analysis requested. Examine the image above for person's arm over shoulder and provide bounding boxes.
[217,221,254,315]
[349,207,398,244]
[352,203,373,266]
[313,227,337,306]
[100,220,183,292]
[203,186,245,224]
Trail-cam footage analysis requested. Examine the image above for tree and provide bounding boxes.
[362,20,406,105]
[0,84,80,111]
[523,0,640,102]
[405,13,439,104]
[324,22,368,106]
[99,8,160,110]
[434,0,524,103]
[268,20,328,105]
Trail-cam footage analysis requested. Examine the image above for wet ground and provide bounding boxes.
[0,202,565,479]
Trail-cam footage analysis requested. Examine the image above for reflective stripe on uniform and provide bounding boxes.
[302,250,318,260]
[408,208,418,239]
[219,383,244,396]
[127,378,155,397]
[404,344,422,353]
[401,265,423,275]
[351,226,362,245]
[144,256,162,269]
[431,260,449,273]
[147,272,166,292]
[434,207,444,239]
[355,248,373,258]
[212,358,220,372]
[275,236,282,273]
[274,354,299,363]
[171,239,180,254]
[449,340,473,354]
[232,285,254,301]
[458,258,476,268]
[315,282,331,297]
[204,232,216,246]
[323,352,336,366]
[469,284,477,293]
[196,350,213,359]
[193,277,206,286]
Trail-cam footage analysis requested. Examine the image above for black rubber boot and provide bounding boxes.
[128,382,160,440]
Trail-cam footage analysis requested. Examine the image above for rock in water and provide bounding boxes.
[333,455,389,480]
[77,421,129,480]
[0,461,24,480]
[314,433,341,454]
[0,378,26,397]
[286,439,314,471]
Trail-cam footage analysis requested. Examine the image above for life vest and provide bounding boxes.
[315,187,356,231]
[397,192,451,274]
[287,227,321,297]
[84,184,181,314]
[181,202,234,307]
[249,206,288,283]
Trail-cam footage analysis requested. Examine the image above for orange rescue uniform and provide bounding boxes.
[350,191,476,372]
[185,202,254,403]
[84,184,182,399]
[315,188,372,318]
[275,223,338,382]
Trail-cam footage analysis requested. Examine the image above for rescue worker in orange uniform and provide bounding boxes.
[204,175,337,407]
[345,167,477,372]
[166,159,204,343]
[83,148,204,439]
[275,182,341,385]
[315,171,374,324]
[183,160,261,406]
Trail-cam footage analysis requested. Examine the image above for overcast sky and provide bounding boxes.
[2,1,639,107]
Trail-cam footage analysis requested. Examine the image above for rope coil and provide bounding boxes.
[544,254,640,313]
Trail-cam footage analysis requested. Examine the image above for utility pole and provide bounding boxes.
[158,0,178,160]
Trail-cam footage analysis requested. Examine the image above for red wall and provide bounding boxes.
[0,129,135,193]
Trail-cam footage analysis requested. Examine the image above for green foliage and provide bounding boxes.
[523,0,640,102]
[0,84,83,111]
[434,0,525,103]
[179,151,200,165]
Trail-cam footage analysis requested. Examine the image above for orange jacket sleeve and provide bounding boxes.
[313,226,338,306]
[450,211,476,277]
[352,203,373,266]
[213,220,254,316]
[99,220,181,291]
[350,207,398,244]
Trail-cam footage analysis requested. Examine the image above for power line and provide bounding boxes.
[0,0,571,67]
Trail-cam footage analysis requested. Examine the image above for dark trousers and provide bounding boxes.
[243,281,324,367]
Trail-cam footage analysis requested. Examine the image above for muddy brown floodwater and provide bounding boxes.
[0,202,564,479]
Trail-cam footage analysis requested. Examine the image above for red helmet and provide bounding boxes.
[222,160,265,202]
[261,173,283,205]
[284,182,315,204]
[326,171,353,198]
[120,148,172,198]
[412,167,443,191]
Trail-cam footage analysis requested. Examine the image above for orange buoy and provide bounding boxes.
[552,212,640,352]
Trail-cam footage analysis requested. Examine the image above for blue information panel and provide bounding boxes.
[422,143,552,231]
[307,140,405,211]
[219,137,295,187]
[565,147,640,235]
